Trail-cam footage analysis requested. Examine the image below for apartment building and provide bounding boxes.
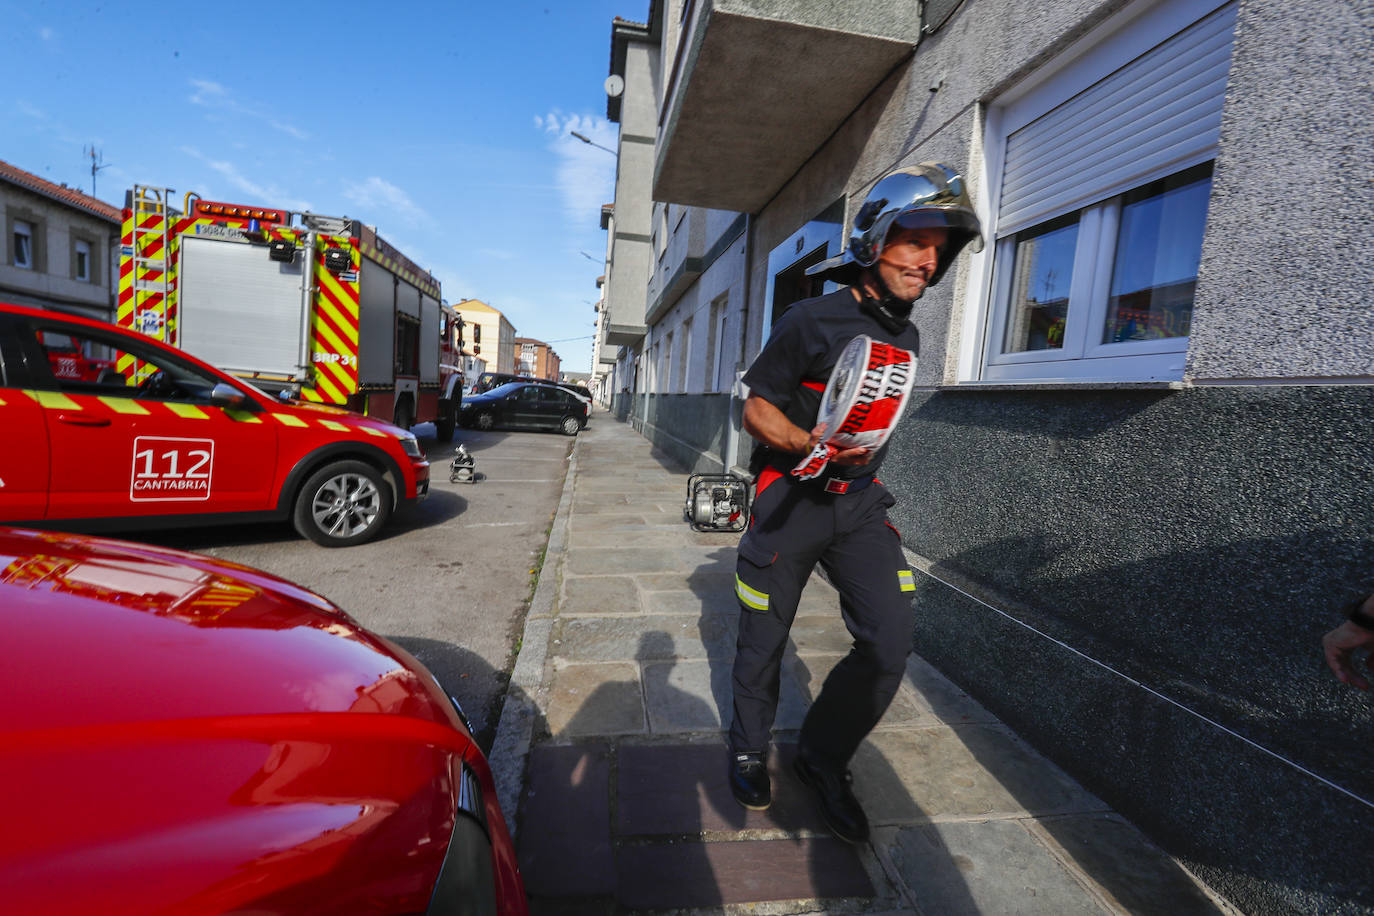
[597,1,1373,911]
[453,297,517,375]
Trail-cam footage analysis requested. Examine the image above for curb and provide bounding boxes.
[488,430,580,840]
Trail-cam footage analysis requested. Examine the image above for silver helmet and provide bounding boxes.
[807,162,984,288]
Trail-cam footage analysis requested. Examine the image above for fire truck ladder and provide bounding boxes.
[129,185,176,344]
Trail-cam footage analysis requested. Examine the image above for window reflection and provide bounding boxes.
[1002,214,1078,353]
[1104,163,1213,343]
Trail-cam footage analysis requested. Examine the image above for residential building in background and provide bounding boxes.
[514,336,561,379]
[598,1,1373,912]
[1,158,120,321]
[453,297,516,374]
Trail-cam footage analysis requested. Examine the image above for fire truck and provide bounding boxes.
[117,186,463,441]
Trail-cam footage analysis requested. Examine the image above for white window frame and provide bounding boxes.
[74,239,91,282]
[958,0,1233,384]
[13,220,34,270]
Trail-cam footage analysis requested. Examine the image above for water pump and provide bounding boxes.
[684,473,750,532]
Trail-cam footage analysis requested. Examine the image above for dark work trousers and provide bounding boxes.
[729,470,917,770]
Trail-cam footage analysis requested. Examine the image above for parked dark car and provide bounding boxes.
[459,382,587,435]
[0,526,528,915]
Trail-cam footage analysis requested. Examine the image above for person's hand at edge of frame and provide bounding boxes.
[1323,593,1374,691]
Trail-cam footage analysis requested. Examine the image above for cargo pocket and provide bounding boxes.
[735,536,776,612]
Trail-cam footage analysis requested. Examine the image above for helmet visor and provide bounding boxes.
[893,208,984,254]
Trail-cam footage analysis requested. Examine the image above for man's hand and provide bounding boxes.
[807,422,871,466]
[1323,619,1373,691]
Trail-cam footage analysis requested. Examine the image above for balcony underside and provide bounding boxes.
[654,7,917,212]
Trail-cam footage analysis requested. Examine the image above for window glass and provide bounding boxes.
[1001,214,1079,354]
[518,386,542,402]
[75,239,91,281]
[14,220,33,269]
[1103,163,1213,344]
[34,324,221,401]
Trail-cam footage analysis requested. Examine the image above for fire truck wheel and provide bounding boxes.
[435,407,457,442]
[560,415,581,436]
[392,398,413,431]
[475,411,495,431]
[293,460,393,548]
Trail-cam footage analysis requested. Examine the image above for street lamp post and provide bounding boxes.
[570,131,617,156]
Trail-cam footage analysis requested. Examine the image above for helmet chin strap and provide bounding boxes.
[858,266,917,334]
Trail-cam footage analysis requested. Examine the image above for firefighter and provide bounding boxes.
[728,163,983,843]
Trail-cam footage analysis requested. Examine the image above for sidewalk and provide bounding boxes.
[488,407,1233,915]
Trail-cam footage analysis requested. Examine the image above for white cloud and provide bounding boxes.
[39,26,55,41]
[538,110,616,228]
[187,78,308,141]
[341,177,431,227]
[179,146,313,211]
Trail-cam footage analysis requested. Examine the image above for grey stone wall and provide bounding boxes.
[621,392,734,474]
[884,384,1373,914]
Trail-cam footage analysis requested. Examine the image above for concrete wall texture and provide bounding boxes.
[615,0,1374,910]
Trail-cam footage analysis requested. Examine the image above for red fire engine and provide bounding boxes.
[118,187,463,440]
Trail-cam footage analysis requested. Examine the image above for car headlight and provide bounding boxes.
[399,433,422,458]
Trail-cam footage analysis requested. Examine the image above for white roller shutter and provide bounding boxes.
[177,235,307,377]
[999,2,1236,233]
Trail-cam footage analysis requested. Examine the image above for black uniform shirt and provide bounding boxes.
[742,287,920,480]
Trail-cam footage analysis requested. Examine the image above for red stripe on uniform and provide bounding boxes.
[801,380,825,391]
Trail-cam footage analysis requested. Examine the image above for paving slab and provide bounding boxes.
[519,743,615,897]
[616,838,874,909]
[642,658,732,733]
[854,726,1107,823]
[888,819,1106,916]
[617,742,827,835]
[552,615,736,662]
[560,575,641,617]
[1026,814,1226,915]
[545,662,645,737]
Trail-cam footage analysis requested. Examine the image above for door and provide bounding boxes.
[510,385,547,428]
[0,315,51,521]
[25,316,279,521]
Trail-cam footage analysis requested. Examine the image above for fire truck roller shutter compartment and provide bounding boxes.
[420,292,441,385]
[177,234,309,381]
[356,256,396,388]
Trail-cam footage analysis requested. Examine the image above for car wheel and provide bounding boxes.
[292,460,392,547]
[560,415,580,436]
[475,411,495,431]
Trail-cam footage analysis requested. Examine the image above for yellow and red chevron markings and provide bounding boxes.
[302,234,360,406]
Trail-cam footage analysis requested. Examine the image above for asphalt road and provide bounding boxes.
[135,420,574,751]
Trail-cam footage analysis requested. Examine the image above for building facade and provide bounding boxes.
[1,159,120,321]
[453,297,517,375]
[514,336,561,380]
[602,1,1374,912]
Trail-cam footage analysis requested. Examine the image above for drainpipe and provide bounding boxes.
[723,214,752,476]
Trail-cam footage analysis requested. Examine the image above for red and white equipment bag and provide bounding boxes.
[791,335,916,481]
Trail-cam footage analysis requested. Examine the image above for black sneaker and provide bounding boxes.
[729,752,771,810]
[793,752,869,844]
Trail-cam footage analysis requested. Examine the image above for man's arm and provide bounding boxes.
[1323,593,1374,691]
[742,394,871,466]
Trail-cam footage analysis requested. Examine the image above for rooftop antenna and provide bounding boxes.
[83,145,110,197]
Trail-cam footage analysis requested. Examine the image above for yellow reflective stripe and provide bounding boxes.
[361,426,388,437]
[97,396,149,414]
[318,419,349,432]
[898,569,916,593]
[25,390,80,409]
[224,409,263,423]
[271,412,309,428]
[735,575,769,611]
[164,403,208,419]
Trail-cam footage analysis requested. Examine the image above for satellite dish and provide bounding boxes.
[604,74,625,98]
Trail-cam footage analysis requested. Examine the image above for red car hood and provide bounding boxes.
[0,528,480,915]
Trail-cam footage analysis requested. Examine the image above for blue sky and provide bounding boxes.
[1,0,641,373]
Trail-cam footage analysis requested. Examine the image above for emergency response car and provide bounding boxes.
[0,303,429,547]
